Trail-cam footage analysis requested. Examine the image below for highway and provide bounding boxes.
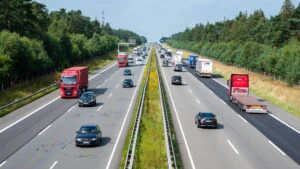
[0,53,148,169]
[157,47,300,169]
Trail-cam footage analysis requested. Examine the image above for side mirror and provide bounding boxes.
[76,131,79,134]
[57,79,61,85]
[227,80,230,86]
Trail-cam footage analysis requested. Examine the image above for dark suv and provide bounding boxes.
[78,91,96,107]
[171,75,182,85]
[75,124,102,147]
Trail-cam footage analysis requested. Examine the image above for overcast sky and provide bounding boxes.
[37,0,300,42]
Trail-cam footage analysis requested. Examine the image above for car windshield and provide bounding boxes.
[124,69,130,72]
[124,79,132,83]
[79,126,97,134]
[200,113,215,118]
[61,76,77,84]
[81,93,93,99]
[173,76,181,79]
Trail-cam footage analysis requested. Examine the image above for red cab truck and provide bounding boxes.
[227,74,267,113]
[58,66,88,98]
[117,52,128,67]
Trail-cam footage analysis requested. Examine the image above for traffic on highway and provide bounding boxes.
[0,44,299,169]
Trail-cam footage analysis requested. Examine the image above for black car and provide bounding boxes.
[123,69,132,75]
[195,112,217,128]
[160,54,165,58]
[171,75,182,85]
[122,78,133,88]
[75,124,102,147]
[78,91,96,107]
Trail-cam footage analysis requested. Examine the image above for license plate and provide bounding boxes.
[251,106,261,109]
[83,141,90,144]
[206,120,211,122]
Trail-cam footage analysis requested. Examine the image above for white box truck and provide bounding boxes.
[196,59,213,77]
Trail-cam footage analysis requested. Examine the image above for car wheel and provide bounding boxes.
[78,104,82,107]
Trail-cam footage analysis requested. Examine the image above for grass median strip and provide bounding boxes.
[120,48,168,169]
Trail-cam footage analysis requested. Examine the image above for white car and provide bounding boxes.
[136,57,143,65]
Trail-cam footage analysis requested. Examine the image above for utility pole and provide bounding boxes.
[102,10,105,26]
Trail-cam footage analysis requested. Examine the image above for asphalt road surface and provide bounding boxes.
[0,52,149,169]
[157,47,300,169]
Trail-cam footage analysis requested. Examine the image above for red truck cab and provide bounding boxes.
[117,52,128,67]
[59,66,88,98]
[227,74,267,113]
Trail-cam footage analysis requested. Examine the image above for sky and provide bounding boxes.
[37,0,300,42]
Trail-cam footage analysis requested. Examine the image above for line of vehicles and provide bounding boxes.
[157,44,268,129]
[56,44,151,147]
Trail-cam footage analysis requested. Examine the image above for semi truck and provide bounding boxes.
[227,74,267,113]
[189,55,198,68]
[196,59,213,77]
[117,52,128,67]
[59,66,88,98]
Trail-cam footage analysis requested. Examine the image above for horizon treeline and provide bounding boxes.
[0,0,147,88]
[162,0,300,86]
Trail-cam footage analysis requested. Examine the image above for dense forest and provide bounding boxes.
[162,0,300,86]
[0,0,146,88]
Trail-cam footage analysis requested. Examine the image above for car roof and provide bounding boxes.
[199,112,215,115]
[172,75,181,78]
[80,124,98,127]
[83,91,94,94]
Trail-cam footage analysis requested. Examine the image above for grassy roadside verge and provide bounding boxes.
[164,44,300,117]
[0,52,116,117]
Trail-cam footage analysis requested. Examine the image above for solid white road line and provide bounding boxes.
[97,105,103,112]
[97,84,101,89]
[213,78,300,136]
[105,61,145,169]
[116,84,119,88]
[38,124,52,136]
[268,114,300,134]
[161,64,196,169]
[196,99,201,104]
[268,140,286,156]
[220,99,227,105]
[188,89,192,93]
[209,90,214,94]
[0,161,6,167]
[212,78,228,88]
[0,62,116,134]
[108,93,112,98]
[89,62,117,80]
[238,115,248,123]
[227,140,239,154]
[67,106,75,112]
[49,161,58,169]
[0,97,60,134]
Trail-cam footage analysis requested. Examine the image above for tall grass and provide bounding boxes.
[133,48,167,168]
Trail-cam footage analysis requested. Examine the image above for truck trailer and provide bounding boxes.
[59,66,88,98]
[196,59,213,77]
[189,55,198,68]
[227,74,267,113]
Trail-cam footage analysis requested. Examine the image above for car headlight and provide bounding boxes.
[91,138,97,141]
[79,100,83,103]
[76,138,82,141]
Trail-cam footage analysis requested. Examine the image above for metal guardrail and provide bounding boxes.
[0,83,58,111]
[156,47,178,169]
[124,48,152,169]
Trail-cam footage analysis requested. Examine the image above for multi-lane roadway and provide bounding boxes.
[0,53,148,169]
[157,47,300,169]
